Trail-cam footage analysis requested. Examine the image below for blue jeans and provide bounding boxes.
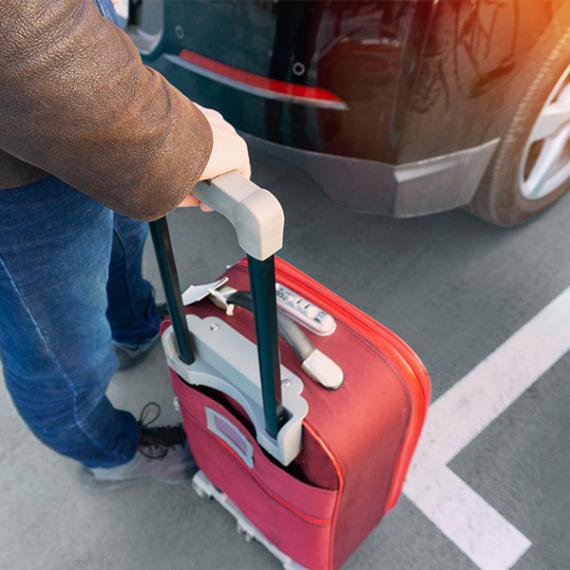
[0,177,161,468]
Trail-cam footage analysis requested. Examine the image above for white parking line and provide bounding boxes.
[404,285,570,570]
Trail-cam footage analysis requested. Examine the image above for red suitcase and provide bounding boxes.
[151,173,430,570]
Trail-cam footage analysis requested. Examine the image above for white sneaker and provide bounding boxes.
[81,403,196,489]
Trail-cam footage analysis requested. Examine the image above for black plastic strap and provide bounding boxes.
[247,255,286,438]
[149,218,195,365]
[227,291,314,361]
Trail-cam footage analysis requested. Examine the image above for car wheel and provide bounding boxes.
[469,24,570,226]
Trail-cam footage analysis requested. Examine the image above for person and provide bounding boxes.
[0,0,250,485]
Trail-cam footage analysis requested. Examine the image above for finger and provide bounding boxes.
[199,203,214,213]
[178,194,200,208]
[239,160,252,179]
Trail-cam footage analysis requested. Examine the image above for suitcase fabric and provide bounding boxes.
[163,256,430,570]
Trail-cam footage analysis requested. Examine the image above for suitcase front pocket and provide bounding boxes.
[172,373,339,570]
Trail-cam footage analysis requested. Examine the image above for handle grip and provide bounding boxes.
[193,172,284,261]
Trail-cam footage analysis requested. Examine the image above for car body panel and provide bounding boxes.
[130,0,565,215]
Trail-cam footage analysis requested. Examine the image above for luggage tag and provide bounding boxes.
[182,277,229,306]
[183,277,236,316]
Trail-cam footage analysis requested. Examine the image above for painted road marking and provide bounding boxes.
[405,285,570,570]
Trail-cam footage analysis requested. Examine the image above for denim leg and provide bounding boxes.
[0,177,139,468]
[106,213,161,347]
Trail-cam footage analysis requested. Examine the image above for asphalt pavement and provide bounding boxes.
[1,148,569,570]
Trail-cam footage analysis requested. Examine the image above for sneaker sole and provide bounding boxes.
[77,465,197,492]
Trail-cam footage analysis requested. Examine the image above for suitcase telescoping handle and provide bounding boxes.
[149,218,195,366]
[150,171,287,438]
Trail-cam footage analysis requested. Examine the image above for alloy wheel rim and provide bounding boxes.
[519,64,570,201]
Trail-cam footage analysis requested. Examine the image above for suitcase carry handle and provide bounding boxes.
[150,172,287,438]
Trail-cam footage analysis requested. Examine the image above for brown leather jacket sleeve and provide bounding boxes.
[0,0,213,220]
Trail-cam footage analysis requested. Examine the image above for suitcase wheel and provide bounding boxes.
[236,522,255,543]
[192,471,214,500]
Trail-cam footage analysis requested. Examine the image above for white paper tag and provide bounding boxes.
[182,278,229,306]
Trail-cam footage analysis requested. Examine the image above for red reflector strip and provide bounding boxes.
[174,49,347,111]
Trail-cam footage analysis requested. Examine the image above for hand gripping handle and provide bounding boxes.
[192,172,285,261]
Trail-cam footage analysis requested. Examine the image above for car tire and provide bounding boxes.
[469,15,570,227]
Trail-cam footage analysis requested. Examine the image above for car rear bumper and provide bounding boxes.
[246,135,500,217]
